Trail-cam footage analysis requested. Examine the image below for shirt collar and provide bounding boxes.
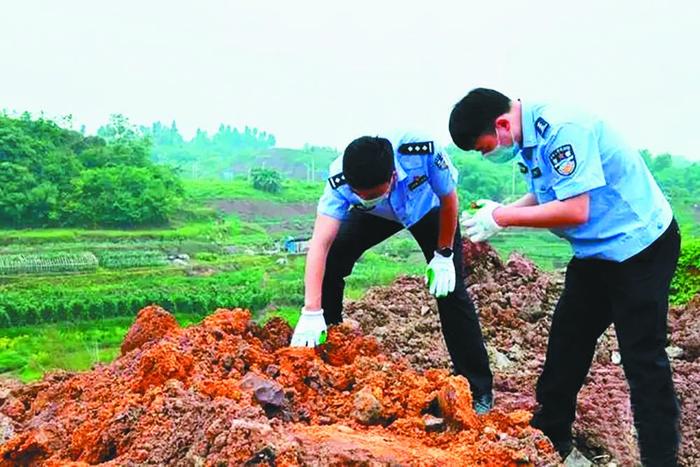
[520,100,538,149]
[394,154,408,181]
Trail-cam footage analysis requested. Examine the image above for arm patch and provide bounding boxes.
[328,173,346,189]
[434,153,448,170]
[549,145,577,176]
[398,141,434,155]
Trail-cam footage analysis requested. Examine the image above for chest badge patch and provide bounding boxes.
[408,174,428,190]
[549,144,577,176]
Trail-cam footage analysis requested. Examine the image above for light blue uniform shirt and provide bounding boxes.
[518,101,673,262]
[317,132,458,228]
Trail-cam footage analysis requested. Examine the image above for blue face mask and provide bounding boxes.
[484,128,519,164]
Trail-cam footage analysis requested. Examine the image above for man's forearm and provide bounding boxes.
[303,240,328,310]
[438,191,459,249]
[507,193,538,208]
[303,214,341,310]
[494,193,590,228]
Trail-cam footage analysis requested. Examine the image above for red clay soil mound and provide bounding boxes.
[347,239,700,466]
[0,306,558,466]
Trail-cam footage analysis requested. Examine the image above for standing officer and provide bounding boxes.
[290,133,494,413]
[448,88,681,464]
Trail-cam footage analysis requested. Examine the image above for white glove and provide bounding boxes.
[425,252,456,298]
[463,199,504,242]
[290,308,327,347]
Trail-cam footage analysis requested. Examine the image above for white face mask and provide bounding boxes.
[358,191,389,208]
[484,127,519,164]
[357,173,394,208]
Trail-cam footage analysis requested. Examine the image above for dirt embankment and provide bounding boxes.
[212,200,316,221]
[347,240,700,466]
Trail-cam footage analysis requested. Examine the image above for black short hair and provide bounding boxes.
[342,136,394,189]
[449,88,511,150]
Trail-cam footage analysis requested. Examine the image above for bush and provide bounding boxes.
[671,238,700,305]
[250,168,282,193]
[195,252,220,262]
[63,166,183,227]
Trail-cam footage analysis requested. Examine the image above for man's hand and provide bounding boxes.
[290,308,327,347]
[425,252,456,298]
[462,199,504,242]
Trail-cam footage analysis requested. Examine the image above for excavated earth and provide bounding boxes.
[0,240,697,466]
[0,307,558,465]
[346,240,700,466]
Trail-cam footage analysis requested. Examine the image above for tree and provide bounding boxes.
[652,153,673,172]
[250,168,282,193]
[96,114,139,142]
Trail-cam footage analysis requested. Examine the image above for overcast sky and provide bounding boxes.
[1,1,698,159]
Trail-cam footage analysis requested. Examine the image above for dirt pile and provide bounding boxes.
[0,305,558,465]
[347,239,700,466]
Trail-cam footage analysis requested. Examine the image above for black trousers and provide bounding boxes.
[531,219,681,466]
[321,207,493,397]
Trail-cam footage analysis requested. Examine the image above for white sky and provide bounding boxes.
[1,0,698,159]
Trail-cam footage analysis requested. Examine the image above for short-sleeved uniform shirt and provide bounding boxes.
[317,132,458,228]
[518,101,673,262]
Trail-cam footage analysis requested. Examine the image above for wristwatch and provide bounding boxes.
[436,247,453,257]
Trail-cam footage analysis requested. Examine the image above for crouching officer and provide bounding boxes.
[290,133,494,413]
[449,88,681,464]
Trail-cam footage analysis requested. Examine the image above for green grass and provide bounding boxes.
[0,313,207,382]
[674,199,700,238]
[0,216,275,255]
[262,306,301,328]
[0,222,223,245]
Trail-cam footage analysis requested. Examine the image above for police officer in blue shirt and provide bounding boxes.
[448,88,681,465]
[290,133,494,413]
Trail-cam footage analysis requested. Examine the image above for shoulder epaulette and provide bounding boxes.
[328,172,346,189]
[398,141,434,155]
[535,117,550,138]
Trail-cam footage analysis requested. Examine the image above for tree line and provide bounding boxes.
[1,112,697,229]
